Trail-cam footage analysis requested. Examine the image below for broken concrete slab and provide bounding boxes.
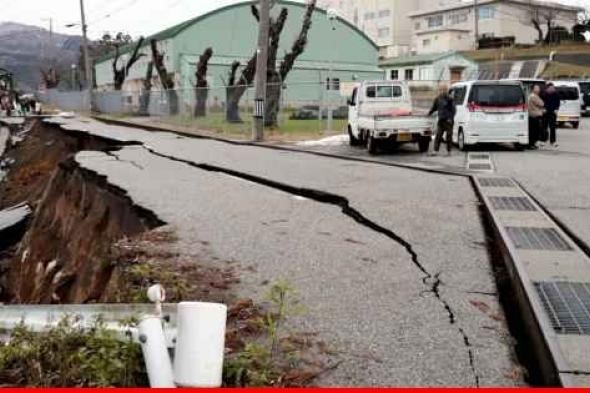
[0,203,31,249]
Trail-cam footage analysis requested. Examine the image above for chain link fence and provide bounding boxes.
[40,72,581,138]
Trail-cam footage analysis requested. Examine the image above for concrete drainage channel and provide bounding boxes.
[474,175,590,387]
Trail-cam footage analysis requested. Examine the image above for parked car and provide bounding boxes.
[290,105,349,120]
[551,81,581,129]
[578,81,590,117]
[347,81,433,155]
[450,80,528,150]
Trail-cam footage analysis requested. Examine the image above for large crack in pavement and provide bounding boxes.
[141,146,481,387]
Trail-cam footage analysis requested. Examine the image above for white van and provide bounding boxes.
[450,81,528,150]
[551,81,581,129]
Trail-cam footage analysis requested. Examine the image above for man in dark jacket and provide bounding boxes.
[428,84,456,155]
[541,83,561,149]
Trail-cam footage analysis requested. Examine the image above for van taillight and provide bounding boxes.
[468,103,481,112]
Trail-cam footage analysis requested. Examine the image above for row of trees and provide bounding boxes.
[107,0,317,127]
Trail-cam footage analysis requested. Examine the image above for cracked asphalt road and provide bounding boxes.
[50,117,521,386]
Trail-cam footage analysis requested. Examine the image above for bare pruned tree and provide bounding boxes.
[224,1,316,124]
[150,39,179,115]
[112,37,146,90]
[194,47,213,117]
[250,0,317,127]
[528,1,562,44]
[225,55,257,123]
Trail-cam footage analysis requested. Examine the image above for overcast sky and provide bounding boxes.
[0,0,588,39]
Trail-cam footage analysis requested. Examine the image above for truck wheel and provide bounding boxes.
[572,121,580,129]
[458,130,468,151]
[418,138,430,153]
[348,125,360,146]
[367,135,378,155]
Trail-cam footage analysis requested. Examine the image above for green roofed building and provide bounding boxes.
[94,0,382,107]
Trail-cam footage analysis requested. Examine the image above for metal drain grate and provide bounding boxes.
[505,227,573,251]
[478,177,514,187]
[535,282,590,335]
[469,163,492,170]
[469,154,491,160]
[490,196,537,211]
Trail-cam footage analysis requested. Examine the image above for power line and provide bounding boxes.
[88,0,140,26]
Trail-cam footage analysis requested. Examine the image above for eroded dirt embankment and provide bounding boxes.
[0,120,164,303]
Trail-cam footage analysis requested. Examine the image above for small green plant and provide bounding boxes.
[223,280,307,387]
[0,317,147,387]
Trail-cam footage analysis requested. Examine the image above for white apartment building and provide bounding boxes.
[317,0,464,58]
[408,0,583,55]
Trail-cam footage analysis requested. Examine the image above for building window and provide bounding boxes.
[478,6,495,20]
[326,77,340,91]
[423,39,431,47]
[405,69,414,81]
[364,12,375,20]
[427,15,443,28]
[415,22,421,30]
[378,9,391,18]
[378,27,390,38]
[448,12,468,25]
[390,70,399,80]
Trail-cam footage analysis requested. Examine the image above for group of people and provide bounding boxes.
[427,82,562,156]
[528,83,561,150]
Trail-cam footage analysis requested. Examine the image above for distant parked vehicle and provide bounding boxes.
[290,105,348,120]
[551,81,581,129]
[450,80,528,150]
[578,81,590,117]
[347,81,433,155]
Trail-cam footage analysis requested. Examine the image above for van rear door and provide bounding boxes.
[467,84,527,140]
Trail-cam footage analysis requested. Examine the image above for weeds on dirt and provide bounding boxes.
[0,317,147,387]
[223,280,323,387]
[106,231,238,304]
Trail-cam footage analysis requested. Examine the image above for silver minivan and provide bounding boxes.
[552,81,581,129]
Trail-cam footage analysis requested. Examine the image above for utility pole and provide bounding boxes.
[79,0,93,109]
[252,0,270,142]
[473,0,479,50]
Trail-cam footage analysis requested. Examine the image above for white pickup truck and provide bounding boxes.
[348,81,433,155]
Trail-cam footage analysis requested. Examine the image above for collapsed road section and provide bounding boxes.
[0,116,525,386]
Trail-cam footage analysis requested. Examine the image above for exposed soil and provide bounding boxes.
[0,121,117,210]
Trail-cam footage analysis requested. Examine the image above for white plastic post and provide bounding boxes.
[138,316,176,388]
[173,302,228,387]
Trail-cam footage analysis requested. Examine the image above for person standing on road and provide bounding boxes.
[542,83,561,149]
[428,84,456,156]
[528,85,545,149]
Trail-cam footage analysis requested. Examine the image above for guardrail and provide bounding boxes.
[0,285,227,388]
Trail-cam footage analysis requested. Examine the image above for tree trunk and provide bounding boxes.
[139,61,153,116]
[532,19,544,43]
[194,47,213,117]
[264,72,281,127]
[150,39,178,115]
[167,90,179,116]
[195,85,208,117]
[226,86,244,123]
